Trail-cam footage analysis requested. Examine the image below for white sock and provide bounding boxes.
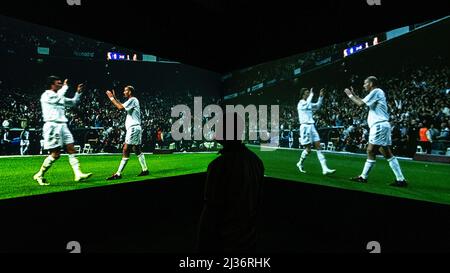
[137,153,148,172]
[299,149,309,165]
[69,154,82,176]
[387,157,405,181]
[316,150,329,171]
[37,155,56,176]
[361,159,376,179]
[117,158,129,175]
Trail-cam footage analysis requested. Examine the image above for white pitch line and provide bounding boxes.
[245,144,413,161]
[0,151,218,159]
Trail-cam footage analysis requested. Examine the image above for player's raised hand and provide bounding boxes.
[344,88,354,97]
[310,87,314,94]
[112,89,116,98]
[64,79,69,86]
[319,88,325,96]
[106,90,114,98]
[76,83,84,93]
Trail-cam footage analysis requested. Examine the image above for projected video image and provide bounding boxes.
[223,17,450,205]
[0,16,222,200]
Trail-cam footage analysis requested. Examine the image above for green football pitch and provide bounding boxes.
[0,153,218,201]
[0,146,449,205]
[249,145,450,206]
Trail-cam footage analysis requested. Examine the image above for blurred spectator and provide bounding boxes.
[437,122,449,141]
[1,128,12,155]
[419,123,432,154]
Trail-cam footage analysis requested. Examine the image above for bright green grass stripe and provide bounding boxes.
[0,153,218,200]
[1,148,449,205]
[249,146,450,205]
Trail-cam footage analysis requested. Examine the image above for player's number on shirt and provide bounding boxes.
[67,241,81,253]
[366,241,381,253]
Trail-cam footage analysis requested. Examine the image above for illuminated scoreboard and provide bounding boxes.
[106,52,158,62]
[107,52,139,61]
[343,36,380,57]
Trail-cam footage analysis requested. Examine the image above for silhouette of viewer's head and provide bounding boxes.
[215,111,245,147]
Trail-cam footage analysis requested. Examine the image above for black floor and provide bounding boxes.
[0,173,449,253]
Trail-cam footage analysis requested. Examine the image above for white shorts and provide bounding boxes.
[125,125,142,145]
[369,121,392,146]
[42,122,74,150]
[20,140,30,146]
[299,124,320,146]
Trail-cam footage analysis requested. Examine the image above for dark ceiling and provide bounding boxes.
[1,0,449,73]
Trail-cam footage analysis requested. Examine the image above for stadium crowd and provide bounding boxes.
[223,34,381,95]
[1,16,448,157]
[0,78,220,155]
[1,58,448,157]
[0,18,113,59]
[276,61,450,157]
[1,17,223,155]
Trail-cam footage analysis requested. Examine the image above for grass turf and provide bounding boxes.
[0,153,218,200]
[249,146,450,206]
[0,146,449,205]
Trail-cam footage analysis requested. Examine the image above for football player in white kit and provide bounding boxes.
[296,88,336,175]
[344,76,407,187]
[33,76,92,185]
[20,126,30,156]
[105,85,149,180]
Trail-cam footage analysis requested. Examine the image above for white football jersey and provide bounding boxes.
[20,130,29,140]
[123,97,141,129]
[362,88,389,128]
[297,92,323,125]
[40,85,80,123]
